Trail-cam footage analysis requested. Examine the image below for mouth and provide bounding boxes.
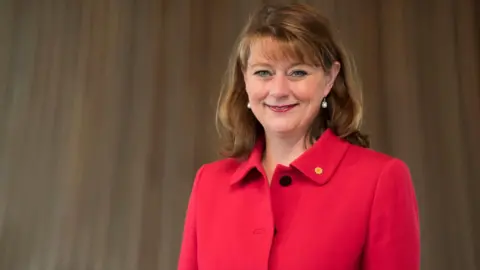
[265,104,298,113]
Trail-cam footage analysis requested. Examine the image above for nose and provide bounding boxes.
[268,74,290,97]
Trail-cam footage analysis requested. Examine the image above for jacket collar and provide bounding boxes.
[229,129,350,186]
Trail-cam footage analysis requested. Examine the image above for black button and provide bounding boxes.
[279,176,292,187]
[274,228,277,236]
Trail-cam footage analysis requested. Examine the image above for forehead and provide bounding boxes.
[246,37,312,66]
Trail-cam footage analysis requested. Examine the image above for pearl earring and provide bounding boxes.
[247,102,251,109]
[321,98,327,108]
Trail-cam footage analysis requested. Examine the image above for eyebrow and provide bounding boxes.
[247,62,270,68]
[247,62,305,69]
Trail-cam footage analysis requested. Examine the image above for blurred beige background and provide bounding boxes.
[0,0,479,269]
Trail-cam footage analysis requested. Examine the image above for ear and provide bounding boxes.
[323,61,341,96]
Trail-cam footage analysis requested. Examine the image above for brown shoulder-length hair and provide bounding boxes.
[216,3,370,159]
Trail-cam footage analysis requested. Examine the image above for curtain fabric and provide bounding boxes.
[0,0,478,269]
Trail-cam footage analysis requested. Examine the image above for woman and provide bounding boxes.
[178,3,420,270]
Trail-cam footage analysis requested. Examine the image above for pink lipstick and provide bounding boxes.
[267,104,298,112]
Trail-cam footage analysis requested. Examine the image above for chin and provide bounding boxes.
[265,125,298,135]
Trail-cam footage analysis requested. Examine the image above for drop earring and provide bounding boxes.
[321,98,327,108]
[247,102,251,109]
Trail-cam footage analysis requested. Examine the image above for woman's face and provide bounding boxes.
[244,38,339,138]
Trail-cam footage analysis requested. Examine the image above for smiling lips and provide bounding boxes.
[266,104,298,112]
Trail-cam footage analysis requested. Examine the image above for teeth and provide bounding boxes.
[266,104,295,112]
[270,105,290,111]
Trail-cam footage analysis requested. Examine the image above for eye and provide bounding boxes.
[253,70,273,77]
[289,70,308,77]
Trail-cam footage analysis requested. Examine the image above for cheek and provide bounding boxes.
[292,81,324,102]
[245,80,268,102]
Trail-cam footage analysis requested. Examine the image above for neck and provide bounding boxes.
[262,132,312,182]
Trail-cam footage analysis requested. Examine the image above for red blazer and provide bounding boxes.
[178,129,420,270]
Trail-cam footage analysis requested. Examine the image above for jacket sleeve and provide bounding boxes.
[178,165,205,270]
[362,158,421,270]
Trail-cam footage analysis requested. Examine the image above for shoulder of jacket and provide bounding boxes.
[200,157,243,173]
[345,143,410,177]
